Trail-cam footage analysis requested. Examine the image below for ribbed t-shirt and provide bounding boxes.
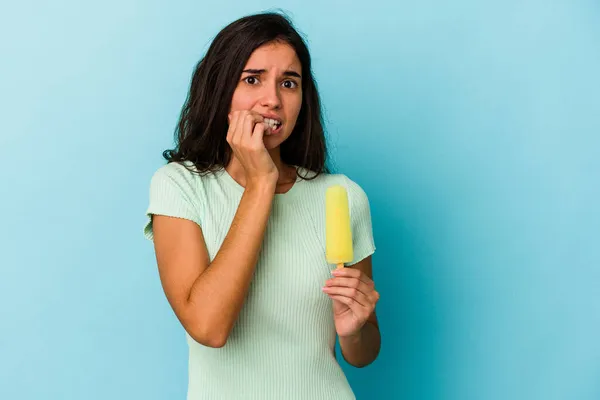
[143,161,376,400]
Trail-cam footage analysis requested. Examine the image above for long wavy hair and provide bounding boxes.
[163,11,329,179]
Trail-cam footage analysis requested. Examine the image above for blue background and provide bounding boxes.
[1,1,599,399]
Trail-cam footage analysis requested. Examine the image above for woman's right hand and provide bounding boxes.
[227,110,279,188]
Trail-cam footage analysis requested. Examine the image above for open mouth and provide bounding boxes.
[263,117,283,135]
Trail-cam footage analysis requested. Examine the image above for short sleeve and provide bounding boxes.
[143,162,203,241]
[343,176,376,265]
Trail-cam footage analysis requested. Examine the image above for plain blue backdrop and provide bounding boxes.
[1,1,599,399]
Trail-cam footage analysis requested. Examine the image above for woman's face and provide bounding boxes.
[229,41,303,150]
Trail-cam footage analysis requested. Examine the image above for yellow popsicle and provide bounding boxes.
[325,185,353,269]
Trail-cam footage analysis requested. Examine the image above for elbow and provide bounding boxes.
[189,330,228,348]
[350,359,374,368]
[195,334,228,348]
[204,332,228,348]
[186,321,230,348]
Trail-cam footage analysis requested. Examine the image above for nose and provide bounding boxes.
[260,81,282,109]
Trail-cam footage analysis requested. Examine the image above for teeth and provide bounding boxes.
[264,118,281,128]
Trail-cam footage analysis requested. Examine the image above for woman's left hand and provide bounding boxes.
[322,267,380,338]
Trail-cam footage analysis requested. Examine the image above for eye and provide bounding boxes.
[243,76,260,85]
[282,80,298,89]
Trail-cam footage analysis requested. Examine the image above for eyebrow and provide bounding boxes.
[242,69,302,79]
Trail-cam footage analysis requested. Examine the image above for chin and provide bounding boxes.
[263,131,291,150]
[263,137,284,150]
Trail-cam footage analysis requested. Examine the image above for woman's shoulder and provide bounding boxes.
[301,169,368,195]
[150,160,200,181]
[150,160,222,187]
[148,160,218,199]
[299,169,371,209]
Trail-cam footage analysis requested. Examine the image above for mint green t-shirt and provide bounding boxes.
[143,161,376,400]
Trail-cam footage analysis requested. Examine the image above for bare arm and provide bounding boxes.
[152,180,275,348]
[339,317,381,368]
[334,256,382,367]
[151,110,278,348]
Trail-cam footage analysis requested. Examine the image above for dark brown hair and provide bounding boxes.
[163,11,329,178]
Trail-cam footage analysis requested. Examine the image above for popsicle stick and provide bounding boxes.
[336,263,344,270]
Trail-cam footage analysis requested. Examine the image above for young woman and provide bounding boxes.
[143,11,381,399]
